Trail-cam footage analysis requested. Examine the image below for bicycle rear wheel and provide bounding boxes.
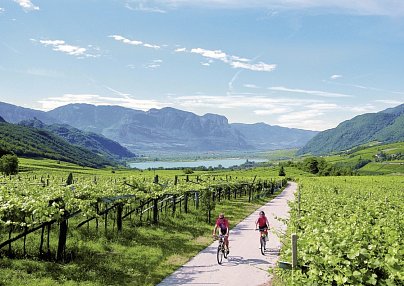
[217,245,223,264]
[260,236,266,255]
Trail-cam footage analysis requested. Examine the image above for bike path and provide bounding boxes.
[158,182,297,286]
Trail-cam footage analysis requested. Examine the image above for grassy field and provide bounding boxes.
[4,150,402,285]
[0,190,283,286]
[1,158,289,286]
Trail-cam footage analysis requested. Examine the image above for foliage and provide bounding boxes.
[0,122,112,168]
[275,176,404,285]
[0,154,19,175]
[278,166,286,176]
[19,118,135,159]
[182,168,194,174]
[298,104,404,155]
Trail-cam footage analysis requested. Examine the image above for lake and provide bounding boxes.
[129,158,267,169]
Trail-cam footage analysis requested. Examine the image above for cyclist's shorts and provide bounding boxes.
[258,226,268,232]
[220,229,227,235]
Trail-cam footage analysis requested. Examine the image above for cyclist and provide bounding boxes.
[213,213,230,254]
[255,210,269,238]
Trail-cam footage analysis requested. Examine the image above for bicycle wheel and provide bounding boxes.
[217,245,223,264]
[223,246,228,259]
[260,236,266,255]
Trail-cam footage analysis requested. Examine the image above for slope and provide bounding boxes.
[0,122,112,168]
[18,118,135,159]
[298,104,404,155]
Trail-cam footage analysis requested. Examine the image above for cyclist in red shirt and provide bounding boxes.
[255,210,269,236]
[213,213,230,254]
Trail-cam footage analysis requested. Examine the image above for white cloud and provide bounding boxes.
[201,62,210,66]
[0,7,5,13]
[38,93,166,111]
[125,1,166,13]
[14,0,39,12]
[110,35,160,49]
[244,84,260,89]
[374,99,403,105]
[230,61,276,72]
[305,103,339,110]
[175,94,319,110]
[191,48,228,61]
[35,39,98,58]
[254,107,292,115]
[330,74,342,80]
[144,59,163,69]
[186,47,276,72]
[174,47,187,52]
[269,86,352,98]
[109,35,142,46]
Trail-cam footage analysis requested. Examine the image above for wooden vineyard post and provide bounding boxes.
[172,195,176,215]
[56,173,72,261]
[153,198,158,224]
[117,203,123,232]
[184,192,188,213]
[195,192,199,209]
[292,233,298,269]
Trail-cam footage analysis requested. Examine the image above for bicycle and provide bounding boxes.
[256,228,268,255]
[214,234,228,264]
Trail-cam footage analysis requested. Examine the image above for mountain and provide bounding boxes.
[0,121,112,168]
[18,118,135,159]
[0,102,55,124]
[0,116,6,123]
[0,101,317,152]
[231,123,318,150]
[298,104,404,155]
[47,104,252,152]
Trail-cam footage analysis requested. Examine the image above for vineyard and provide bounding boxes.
[0,170,286,285]
[275,176,404,285]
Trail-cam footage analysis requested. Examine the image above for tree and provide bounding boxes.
[183,168,194,174]
[0,154,19,175]
[279,165,286,176]
[303,157,320,174]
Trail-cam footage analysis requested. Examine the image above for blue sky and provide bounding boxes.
[0,0,403,131]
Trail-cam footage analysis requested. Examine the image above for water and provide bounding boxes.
[129,158,266,170]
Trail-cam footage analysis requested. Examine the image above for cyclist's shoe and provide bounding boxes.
[226,249,230,255]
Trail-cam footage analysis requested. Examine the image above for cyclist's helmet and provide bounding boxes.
[259,211,265,216]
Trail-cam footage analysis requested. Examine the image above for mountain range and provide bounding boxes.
[298,103,404,155]
[2,101,401,158]
[0,102,318,153]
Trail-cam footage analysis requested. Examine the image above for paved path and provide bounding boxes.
[158,182,297,286]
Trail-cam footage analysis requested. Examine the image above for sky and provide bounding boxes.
[0,0,403,131]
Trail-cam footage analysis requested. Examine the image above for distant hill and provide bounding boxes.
[0,102,55,124]
[0,121,112,168]
[231,122,318,150]
[18,118,135,159]
[0,101,318,152]
[298,104,404,155]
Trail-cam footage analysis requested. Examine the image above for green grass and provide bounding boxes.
[0,184,282,286]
